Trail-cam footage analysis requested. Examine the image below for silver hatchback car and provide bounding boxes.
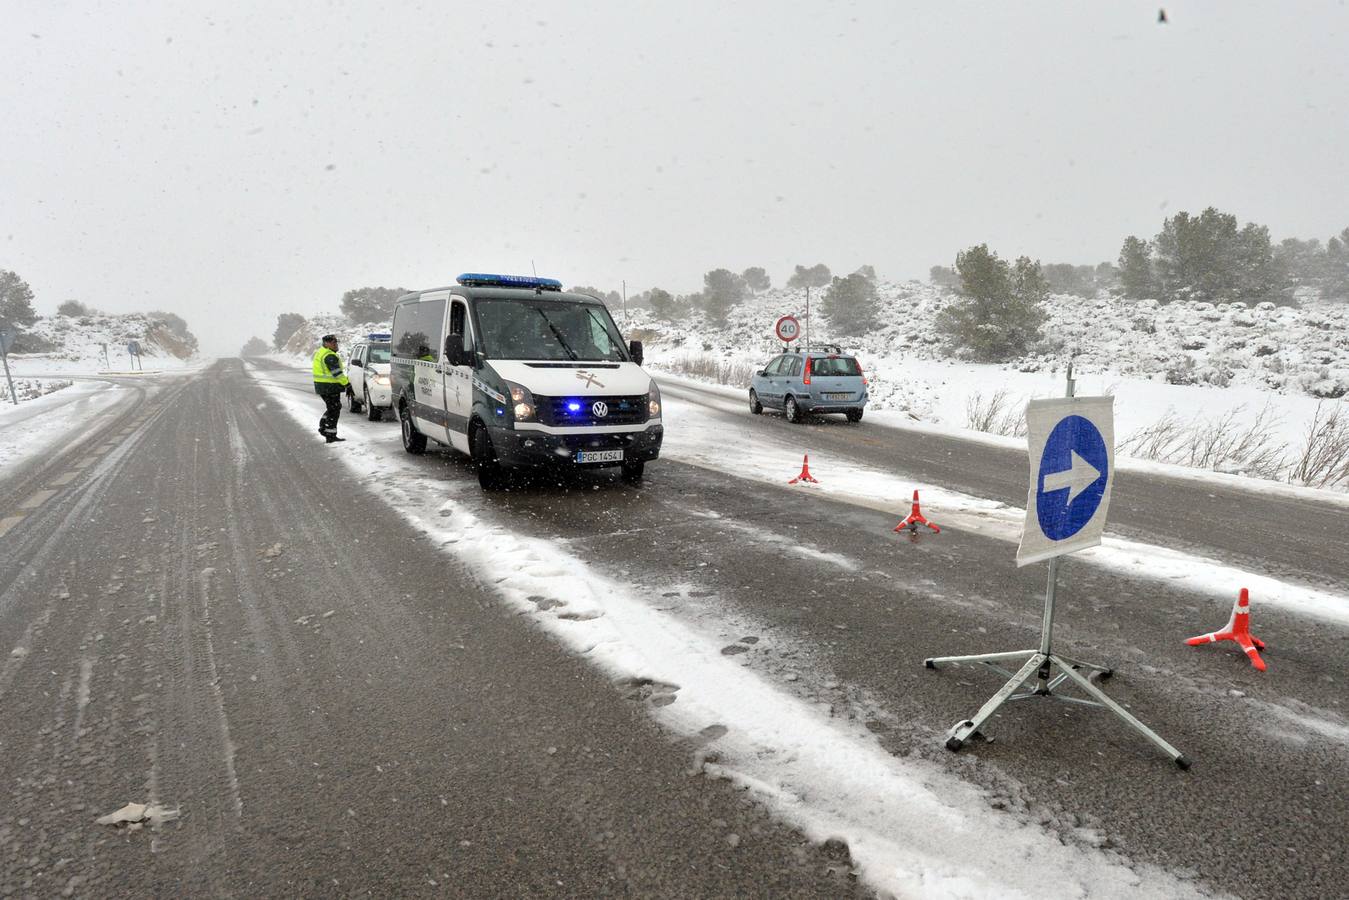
[748,348,868,423]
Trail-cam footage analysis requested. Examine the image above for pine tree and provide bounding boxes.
[821,273,879,336]
[0,270,39,326]
[934,245,1046,362]
[1117,236,1157,299]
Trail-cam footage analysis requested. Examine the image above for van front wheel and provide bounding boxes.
[400,403,427,454]
[472,424,507,490]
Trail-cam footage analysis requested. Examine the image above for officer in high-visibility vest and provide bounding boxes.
[312,334,355,443]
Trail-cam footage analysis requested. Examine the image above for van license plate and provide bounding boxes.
[824,392,851,400]
[575,449,624,464]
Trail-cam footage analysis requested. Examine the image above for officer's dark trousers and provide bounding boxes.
[316,386,342,435]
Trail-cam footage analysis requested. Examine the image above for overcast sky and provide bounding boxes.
[3,1,1347,355]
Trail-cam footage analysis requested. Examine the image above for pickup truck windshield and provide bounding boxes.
[476,298,629,362]
[367,345,391,364]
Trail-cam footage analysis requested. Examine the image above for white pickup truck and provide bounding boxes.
[345,334,393,421]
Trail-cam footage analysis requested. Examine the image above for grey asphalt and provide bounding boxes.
[659,379,1349,592]
[3,359,1345,899]
[0,361,861,897]
[249,359,1346,899]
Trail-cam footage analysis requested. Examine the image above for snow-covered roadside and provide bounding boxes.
[657,373,1349,510]
[658,391,1349,628]
[0,380,128,472]
[0,377,73,405]
[249,362,1211,899]
[7,355,212,378]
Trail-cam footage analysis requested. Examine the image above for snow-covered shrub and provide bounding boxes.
[1166,357,1199,384]
[965,389,1027,436]
[1301,370,1348,399]
[1288,402,1349,488]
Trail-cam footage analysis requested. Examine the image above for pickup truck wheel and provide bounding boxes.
[366,387,382,421]
[400,403,426,454]
[620,460,645,483]
[348,390,363,414]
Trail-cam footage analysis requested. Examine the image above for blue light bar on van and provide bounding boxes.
[456,273,563,290]
[367,332,391,341]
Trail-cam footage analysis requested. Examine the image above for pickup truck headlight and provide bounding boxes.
[373,374,391,386]
[505,380,536,422]
[647,380,661,418]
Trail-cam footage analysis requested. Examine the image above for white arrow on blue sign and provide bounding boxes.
[1016,396,1115,566]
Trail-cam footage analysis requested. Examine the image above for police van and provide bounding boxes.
[390,274,663,489]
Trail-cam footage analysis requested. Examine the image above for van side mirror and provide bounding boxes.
[628,339,644,366]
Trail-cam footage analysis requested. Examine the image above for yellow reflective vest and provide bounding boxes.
[312,347,350,387]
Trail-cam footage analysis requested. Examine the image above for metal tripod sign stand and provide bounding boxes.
[924,364,1189,769]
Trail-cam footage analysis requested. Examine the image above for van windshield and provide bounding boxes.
[475,298,629,362]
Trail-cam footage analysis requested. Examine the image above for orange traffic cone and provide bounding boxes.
[1186,588,1267,671]
[894,490,940,534]
[788,454,819,484]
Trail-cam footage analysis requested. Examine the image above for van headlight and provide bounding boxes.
[647,380,661,418]
[506,380,536,421]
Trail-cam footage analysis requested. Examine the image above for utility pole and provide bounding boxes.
[622,279,627,326]
[805,286,811,352]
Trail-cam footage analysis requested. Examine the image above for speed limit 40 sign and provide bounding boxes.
[775,315,800,342]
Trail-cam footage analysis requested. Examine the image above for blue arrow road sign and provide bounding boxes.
[1018,396,1114,566]
[1036,415,1109,541]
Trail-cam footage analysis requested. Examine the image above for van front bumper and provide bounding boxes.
[490,423,663,468]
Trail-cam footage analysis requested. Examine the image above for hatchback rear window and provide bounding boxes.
[810,356,861,376]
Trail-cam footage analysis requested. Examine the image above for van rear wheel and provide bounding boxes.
[400,402,426,454]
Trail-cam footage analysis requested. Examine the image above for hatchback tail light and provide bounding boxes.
[802,357,812,385]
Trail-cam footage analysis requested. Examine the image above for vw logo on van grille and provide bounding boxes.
[591,401,609,418]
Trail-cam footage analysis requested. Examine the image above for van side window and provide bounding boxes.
[394,298,447,361]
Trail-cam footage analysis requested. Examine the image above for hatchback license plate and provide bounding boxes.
[824,392,852,400]
[575,449,624,464]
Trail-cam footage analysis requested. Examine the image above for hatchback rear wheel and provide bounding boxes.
[846,408,864,423]
[785,395,804,424]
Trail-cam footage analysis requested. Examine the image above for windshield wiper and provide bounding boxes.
[534,307,578,360]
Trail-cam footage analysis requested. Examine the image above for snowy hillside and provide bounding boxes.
[4,311,201,382]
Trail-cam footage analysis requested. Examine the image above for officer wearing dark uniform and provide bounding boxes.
[312,334,355,443]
